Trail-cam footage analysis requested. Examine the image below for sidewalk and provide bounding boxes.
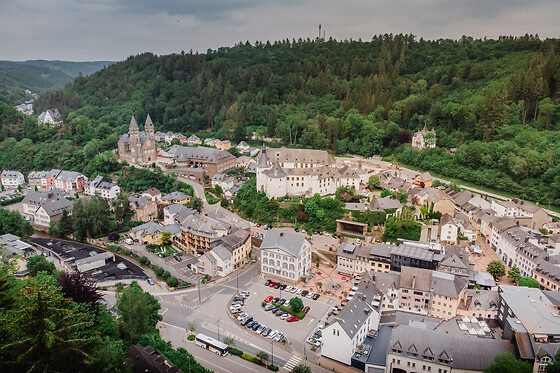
[317,357,364,373]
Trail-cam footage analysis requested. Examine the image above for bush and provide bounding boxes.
[262,301,267,307]
[139,256,150,265]
[162,270,171,280]
[0,195,24,206]
[187,334,196,341]
[268,365,279,371]
[228,347,243,356]
[167,277,179,287]
[241,353,262,365]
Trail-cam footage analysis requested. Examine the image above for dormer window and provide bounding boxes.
[408,344,418,357]
[423,348,434,361]
[438,350,451,364]
[392,341,402,354]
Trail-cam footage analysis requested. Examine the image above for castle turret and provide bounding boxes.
[145,114,155,141]
[257,144,268,167]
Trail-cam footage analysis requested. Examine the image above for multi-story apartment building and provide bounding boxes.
[429,271,468,320]
[398,267,432,314]
[369,242,394,273]
[337,242,370,276]
[175,214,230,256]
[1,170,25,189]
[128,196,158,222]
[532,261,560,291]
[210,228,252,270]
[260,230,311,284]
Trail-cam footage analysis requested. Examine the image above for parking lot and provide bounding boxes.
[230,278,331,348]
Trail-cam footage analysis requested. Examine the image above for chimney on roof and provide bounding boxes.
[412,275,416,289]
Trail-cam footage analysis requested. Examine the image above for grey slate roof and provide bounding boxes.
[399,266,432,291]
[56,170,84,182]
[173,146,235,164]
[23,189,68,206]
[128,196,153,209]
[391,244,434,262]
[264,161,286,178]
[161,191,190,201]
[41,198,74,217]
[338,242,357,259]
[369,242,395,258]
[389,325,513,371]
[369,196,403,211]
[87,175,117,190]
[260,230,308,257]
[430,271,468,299]
[211,244,232,262]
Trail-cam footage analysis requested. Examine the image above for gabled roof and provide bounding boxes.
[430,271,468,299]
[399,266,432,291]
[173,146,235,164]
[161,191,190,201]
[369,196,402,211]
[142,187,161,196]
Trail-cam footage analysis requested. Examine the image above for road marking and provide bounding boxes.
[307,318,314,325]
[283,356,301,371]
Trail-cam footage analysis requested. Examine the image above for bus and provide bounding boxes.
[195,333,229,356]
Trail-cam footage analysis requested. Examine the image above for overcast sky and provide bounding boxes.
[1,0,559,61]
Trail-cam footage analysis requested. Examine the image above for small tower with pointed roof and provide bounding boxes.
[129,116,140,163]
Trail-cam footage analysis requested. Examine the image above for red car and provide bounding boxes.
[268,282,276,287]
[303,306,310,314]
[286,316,299,323]
[265,296,274,303]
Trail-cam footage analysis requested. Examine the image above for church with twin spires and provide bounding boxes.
[117,115,157,165]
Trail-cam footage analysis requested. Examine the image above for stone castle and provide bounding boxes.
[117,115,157,165]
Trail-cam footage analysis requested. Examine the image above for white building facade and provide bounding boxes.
[260,230,311,283]
[1,171,25,189]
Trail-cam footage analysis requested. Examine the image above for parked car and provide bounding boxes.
[256,325,266,334]
[307,292,314,299]
[268,282,276,288]
[273,283,281,289]
[294,228,299,232]
[265,280,271,286]
[286,316,299,323]
[285,286,293,292]
[290,287,298,293]
[296,289,303,295]
[301,290,309,297]
[280,313,290,320]
[280,284,287,290]
[265,296,273,303]
[238,291,250,297]
[246,321,256,329]
[147,278,155,285]
[274,332,284,342]
[312,293,320,300]
[272,297,280,303]
[268,330,278,339]
[303,306,310,314]
[278,299,286,306]
[252,323,261,331]
[262,328,271,337]
[237,313,248,321]
[264,304,275,311]
[241,316,253,326]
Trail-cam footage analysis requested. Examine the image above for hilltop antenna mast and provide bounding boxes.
[318,24,322,39]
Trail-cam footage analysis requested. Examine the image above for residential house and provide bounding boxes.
[224,182,244,200]
[1,171,25,189]
[369,242,394,273]
[260,230,311,284]
[236,155,253,168]
[186,134,201,145]
[429,271,469,320]
[544,222,560,234]
[457,289,499,320]
[27,171,43,189]
[387,325,513,373]
[515,241,548,278]
[440,213,458,244]
[336,242,370,276]
[410,188,455,217]
[210,228,252,270]
[322,281,382,365]
[163,204,194,226]
[141,187,161,202]
[40,169,60,189]
[211,174,226,188]
[130,221,180,245]
[126,345,180,373]
[38,108,62,125]
[413,172,433,188]
[0,233,36,259]
[85,176,120,200]
[160,191,191,205]
[338,165,361,190]
[373,271,401,312]
[436,245,470,278]
[218,140,232,151]
[498,286,560,372]
[390,244,439,272]
[398,266,432,314]
[454,213,477,242]
[532,261,560,291]
[128,196,158,222]
[368,196,403,215]
[198,244,233,277]
[548,234,560,252]
[236,141,249,153]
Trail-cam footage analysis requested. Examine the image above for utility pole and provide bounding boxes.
[217,317,220,341]
[198,276,201,303]
[271,339,274,367]
[236,269,239,294]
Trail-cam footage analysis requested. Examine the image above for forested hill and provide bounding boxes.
[21,35,560,204]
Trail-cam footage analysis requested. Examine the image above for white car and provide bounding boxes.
[318,325,323,331]
[237,313,248,321]
[285,286,293,292]
[268,330,278,339]
[256,325,266,334]
[296,288,303,295]
[290,287,298,293]
[274,332,284,342]
[280,313,289,320]
[307,292,315,299]
[230,305,243,311]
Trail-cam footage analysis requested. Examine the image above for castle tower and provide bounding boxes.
[129,116,140,163]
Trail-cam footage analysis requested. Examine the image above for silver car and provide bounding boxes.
[274,332,284,342]
[256,325,266,334]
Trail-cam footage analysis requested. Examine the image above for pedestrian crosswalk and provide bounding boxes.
[283,356,301,372]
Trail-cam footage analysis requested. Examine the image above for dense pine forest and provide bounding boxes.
[4,34,560,204]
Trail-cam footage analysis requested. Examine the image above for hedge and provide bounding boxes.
[228,347,243,356]
[268,365,279,371]
[0,195,24,206]
[241,353,263,365]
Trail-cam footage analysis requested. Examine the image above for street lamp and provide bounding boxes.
[217,317,220,342]
[271,339,274,367]
[198,276,201,304]
[236,269,239,294]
